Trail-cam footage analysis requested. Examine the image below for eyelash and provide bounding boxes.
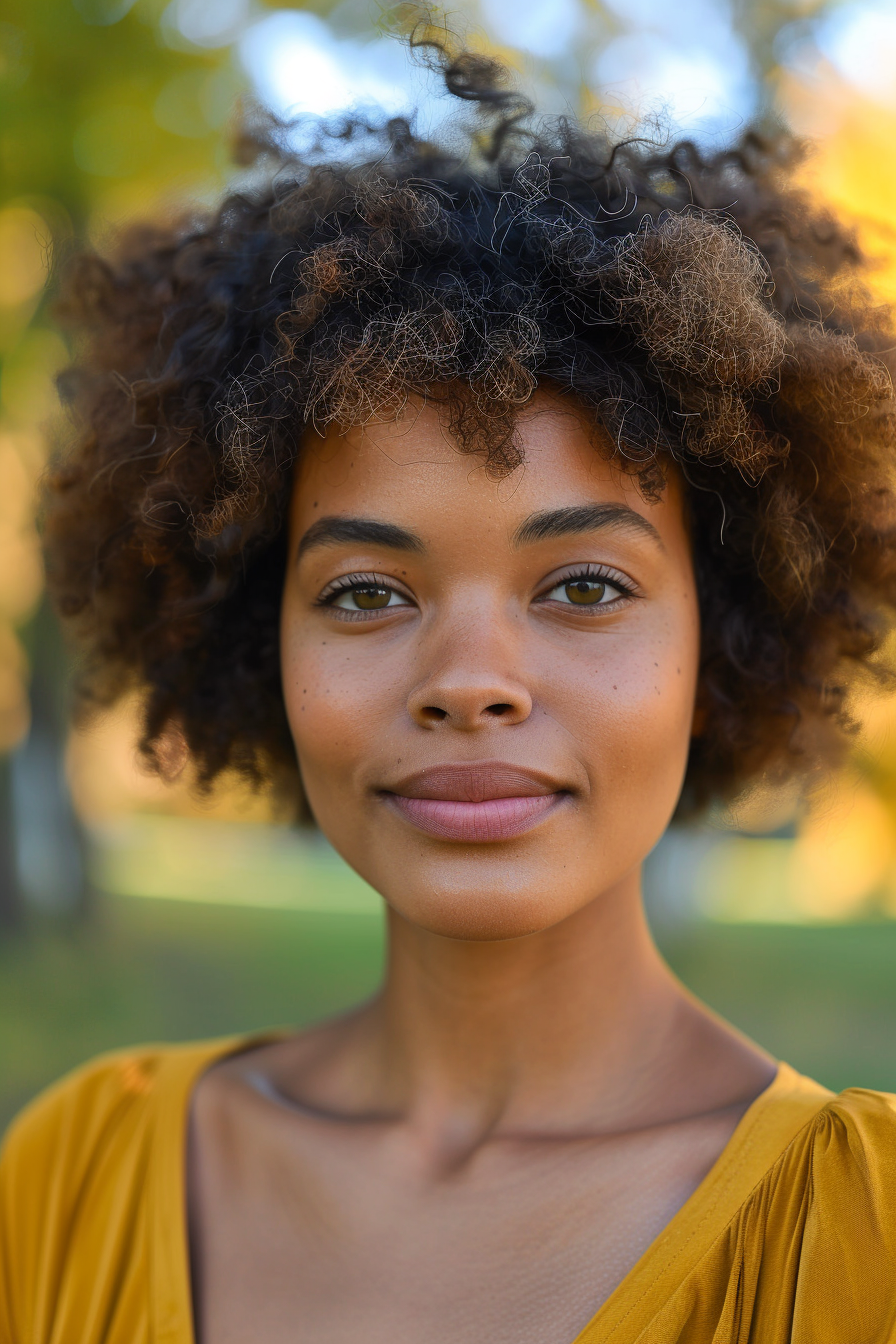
[540,563,637,607]
[317,565,638,618]
[316,572,412,619]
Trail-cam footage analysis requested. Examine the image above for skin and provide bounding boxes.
[189,389,775,1344]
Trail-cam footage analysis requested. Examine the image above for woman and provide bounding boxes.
[2,36,896,1344]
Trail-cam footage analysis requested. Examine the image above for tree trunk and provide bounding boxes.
[12,600,90,917]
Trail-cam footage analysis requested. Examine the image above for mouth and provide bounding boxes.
[380,762,570,843]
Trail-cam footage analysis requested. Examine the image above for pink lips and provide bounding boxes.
[383,763,567,842]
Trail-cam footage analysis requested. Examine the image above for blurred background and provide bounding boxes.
[4,0,896,1129]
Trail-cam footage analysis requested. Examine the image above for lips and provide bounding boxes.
[381,762,568,842]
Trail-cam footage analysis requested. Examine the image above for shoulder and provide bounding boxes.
[1,1043,193,1202]
[806,1086,896,1212]
[809,1086,896,1178]
[0,1045,170,1220]
[766,1083,896,1214]
[0,1035,261,1185]
[0,1038,247,1344]
[767,1087,896,1333]
[710,1074,896,1278]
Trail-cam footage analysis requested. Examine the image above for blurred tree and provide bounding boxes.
[729,0,829,85]
[0,0,244,923]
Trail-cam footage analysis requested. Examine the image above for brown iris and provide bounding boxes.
[353,585,392,609]
[564,579,606,605]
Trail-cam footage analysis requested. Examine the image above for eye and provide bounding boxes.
[322,577,412,614]
[333,585,406,611]
[541,570,632,609]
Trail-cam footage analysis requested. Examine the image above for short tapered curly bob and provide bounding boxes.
[44,33,896,819]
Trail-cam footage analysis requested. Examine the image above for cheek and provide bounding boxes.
[551,609,699,811]
[280,621,400,801]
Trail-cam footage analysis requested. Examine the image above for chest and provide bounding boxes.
[189,1116,735,1344]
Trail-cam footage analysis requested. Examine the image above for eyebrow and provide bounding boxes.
[296,515,426,561]
[512,504,664,550]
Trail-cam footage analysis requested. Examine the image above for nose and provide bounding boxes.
[407,617,533,730]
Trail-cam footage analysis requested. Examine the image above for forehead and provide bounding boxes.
[290,390,686,547]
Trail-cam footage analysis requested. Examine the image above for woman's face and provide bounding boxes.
[281,390,700,940]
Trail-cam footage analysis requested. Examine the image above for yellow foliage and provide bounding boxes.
[0,622,29,752]
[695,781,895,923]
[783,70,896,305]
[0,205,50,308]
[791,781,894,919]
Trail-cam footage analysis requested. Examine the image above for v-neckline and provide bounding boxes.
[148,1036,833,1344]
[568,1062,832,1342]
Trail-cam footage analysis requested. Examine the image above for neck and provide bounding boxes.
[350,869,697,1158]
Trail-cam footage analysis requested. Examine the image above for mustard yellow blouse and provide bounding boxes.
[1,1037,895,1343]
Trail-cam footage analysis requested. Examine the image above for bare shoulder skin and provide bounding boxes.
[188,389,775,1344]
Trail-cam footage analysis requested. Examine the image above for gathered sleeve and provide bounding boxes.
[0,1050,165,1344]
[666,1088,896,1344]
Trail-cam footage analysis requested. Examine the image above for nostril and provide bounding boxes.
[422,706,448,722]
[485,703,514,717]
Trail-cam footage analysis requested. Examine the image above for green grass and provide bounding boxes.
[0,897,384,1132]
[3,896,896,1133]
[662,921,896,1093]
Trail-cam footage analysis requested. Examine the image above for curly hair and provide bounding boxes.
[44,36,896,817]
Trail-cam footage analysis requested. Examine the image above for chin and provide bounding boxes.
[375,863,591,941]
[397,897,563,942]
[312,804,643,942]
